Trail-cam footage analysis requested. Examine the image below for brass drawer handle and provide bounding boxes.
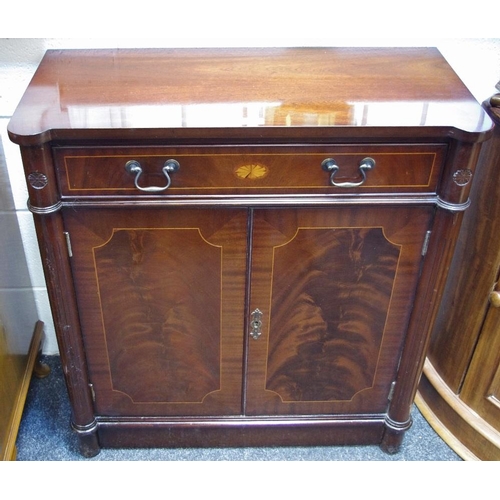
[125,159,180,192]
[322,157,376,188]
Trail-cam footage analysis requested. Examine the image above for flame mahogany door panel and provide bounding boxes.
[246,206,434,416]
[63,207,248,417]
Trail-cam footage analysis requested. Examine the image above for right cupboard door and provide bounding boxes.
[245,206,434,416]
[459,297,500,431]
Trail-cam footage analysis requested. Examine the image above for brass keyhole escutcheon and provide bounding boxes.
[250,308,263,340]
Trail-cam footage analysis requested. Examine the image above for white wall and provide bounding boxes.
[1,34,500,354]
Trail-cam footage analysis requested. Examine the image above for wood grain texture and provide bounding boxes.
[246,206,434,417]
[0,321,44,461]
[427,112,500,390]
[417,359,500,460]
[461,305,500,420]
[94,228,222,403]
[8,48,492,145]
[53,144,446,197]
[266,227,400,402]
[64,208,248,417]
[96,416,386,449]
[417,100,500,459]
[8,48,491,454]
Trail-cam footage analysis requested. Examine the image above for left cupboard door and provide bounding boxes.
[62,207,248,417]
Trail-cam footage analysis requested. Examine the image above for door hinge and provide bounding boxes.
[388,381,396,401]
[88,383,96,402]
[421,230,432,256]
[63,231,73,257]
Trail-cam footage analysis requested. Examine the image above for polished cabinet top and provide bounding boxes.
[8,47,493,145]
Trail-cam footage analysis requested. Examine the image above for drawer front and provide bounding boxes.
[54,145,446,197]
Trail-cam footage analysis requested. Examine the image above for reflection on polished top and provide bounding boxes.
[7,47,493,145]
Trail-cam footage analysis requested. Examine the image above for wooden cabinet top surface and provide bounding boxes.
[8,47,493,145]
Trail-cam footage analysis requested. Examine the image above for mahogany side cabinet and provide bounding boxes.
[416,91,500,460]
[7,48,493,457]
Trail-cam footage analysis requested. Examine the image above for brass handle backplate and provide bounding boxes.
[322,157,376,188]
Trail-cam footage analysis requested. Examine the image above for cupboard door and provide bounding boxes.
[460,301,500,430]
[63,207,248,417]
[246,206,434,416]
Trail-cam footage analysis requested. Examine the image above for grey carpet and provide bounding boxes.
[16,356,461,461]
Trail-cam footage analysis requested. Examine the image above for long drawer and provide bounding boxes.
[53,144,447,197]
